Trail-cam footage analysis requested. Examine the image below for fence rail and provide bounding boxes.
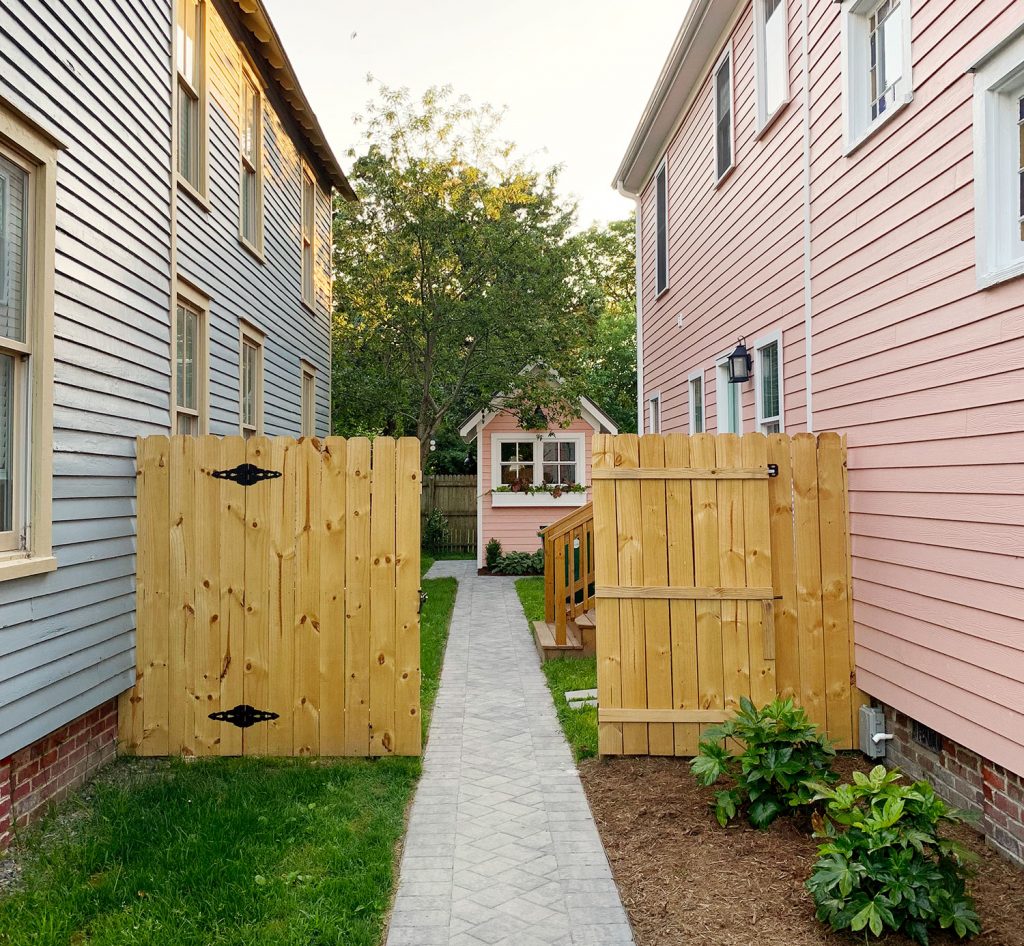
[421,474,476,553]
[541,503,595,645]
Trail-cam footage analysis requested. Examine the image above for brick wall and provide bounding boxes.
[880,704,1024,866]
[0,700,118,850]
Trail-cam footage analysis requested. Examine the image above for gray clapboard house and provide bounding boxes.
[0,0,353,825]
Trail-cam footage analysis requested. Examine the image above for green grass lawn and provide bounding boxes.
[0,563,458,946]
[514,577,599,763]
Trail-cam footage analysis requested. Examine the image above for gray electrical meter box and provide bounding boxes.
[860,705,888,759]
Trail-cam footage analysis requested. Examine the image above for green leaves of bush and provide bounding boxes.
[806,765,980,944]
[490,549,545,575]
[689,696,837,829]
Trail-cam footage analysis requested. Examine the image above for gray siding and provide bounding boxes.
[177,0,333,438]
[0,0,173,759]
[0,0,334,760]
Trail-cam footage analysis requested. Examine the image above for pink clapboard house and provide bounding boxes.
[459,396,618,567]
[615,0,1024,863]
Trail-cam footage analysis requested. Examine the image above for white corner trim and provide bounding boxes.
[475,418,484,568]
[633,197,644,435]
[802,0,814,433]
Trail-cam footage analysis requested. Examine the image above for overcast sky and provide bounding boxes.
[261,0,688,228]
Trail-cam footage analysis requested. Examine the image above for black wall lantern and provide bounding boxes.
[727,339,752,384]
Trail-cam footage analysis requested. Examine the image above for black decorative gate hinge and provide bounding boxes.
[211,463,281,487]
[767,464,779,478]
[209,704,279,728]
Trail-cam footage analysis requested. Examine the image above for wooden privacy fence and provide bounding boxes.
[593,432,864,757]
[119,435,422,758]
[422,474,476,553]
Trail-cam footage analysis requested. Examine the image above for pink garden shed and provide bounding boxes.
[459,395,619,568]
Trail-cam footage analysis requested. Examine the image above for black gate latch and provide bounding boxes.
[767,464,779,478]
[209,704,279,729]
[211,463,281,487]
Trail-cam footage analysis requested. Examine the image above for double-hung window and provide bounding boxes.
[301,361,316,436]
[655,162,668,295]
[973,29,1024,287]
[756,0,789,130]
[754,334,784,433]
[841,0,912,151]
[176,0,206,195]
[239,61,263,252]
[239,322,264,438]
[173,288,207,434]
[688,371,705,434]
[714,46,734,181]
[0,104,56,579]
[301,166,315,307]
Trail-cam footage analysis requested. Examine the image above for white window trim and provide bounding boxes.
[175,0,210,207]
[238,53,264,258]
[754,331,785,433]
[654,159,669,297]
[489,431,588,508]
[973,29,1024,289]
[647,392,661,434]
[239,319,265,437]
[0,104,57,581]
[300,359,316,437]
[840,0,914,155]
[713,42,736,184]
[171,279,209,435]
[300,161,317,309]
[716,356,743,434]
[688,369,706,434]
[754,0,792,135]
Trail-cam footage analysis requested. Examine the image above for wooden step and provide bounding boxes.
[534,621,584,663]
[574,609,596,630]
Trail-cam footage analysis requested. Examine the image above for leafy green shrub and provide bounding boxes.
[422,509,450,551]
[485,537,503,569]
[806,765,979,944]
[491,549,544,576]
[690,696,837,828]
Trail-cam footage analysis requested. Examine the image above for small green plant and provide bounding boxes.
[690,696,837,828]
[491,549,545,575]
[806,765,979,944]
[422,509,450,551]
[485,537,503,569]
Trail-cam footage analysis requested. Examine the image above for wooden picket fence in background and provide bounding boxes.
[119,435,422,758]
[421,474,477,553]
[592,432,864,757]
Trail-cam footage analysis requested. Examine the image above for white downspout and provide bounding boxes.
[618,184,644,435]
[801,0,814,432]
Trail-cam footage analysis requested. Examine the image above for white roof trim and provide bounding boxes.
[613,0,742,196]
[458,395,619,442]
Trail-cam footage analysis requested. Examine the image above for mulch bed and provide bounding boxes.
[579,753,1024,946]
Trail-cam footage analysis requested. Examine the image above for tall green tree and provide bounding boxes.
[571,217,638,433]
[332,84,597,461]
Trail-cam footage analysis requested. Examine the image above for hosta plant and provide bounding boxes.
[690,696,837,828]
[806,765,980,944]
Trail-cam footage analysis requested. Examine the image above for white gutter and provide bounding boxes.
[617,184,644,434]
[801,0,814,432]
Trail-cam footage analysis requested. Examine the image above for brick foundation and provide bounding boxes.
[0,699,118,850]
[880,704,1024,866]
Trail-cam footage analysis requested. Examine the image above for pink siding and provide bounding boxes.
[635,1,1024,776]
[479,410,595,558]
[640,0,809,438]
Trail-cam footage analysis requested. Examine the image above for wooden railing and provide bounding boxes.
[540,502,595,646]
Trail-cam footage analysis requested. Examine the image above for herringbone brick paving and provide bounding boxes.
[386,560,633,946]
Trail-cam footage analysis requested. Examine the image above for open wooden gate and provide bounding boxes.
[118,435,422,758]
[592,432,864,757]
